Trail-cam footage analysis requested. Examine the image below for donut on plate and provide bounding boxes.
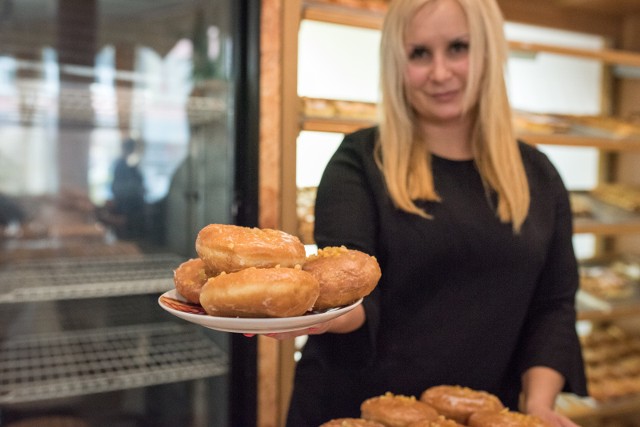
[320,418,386,427]
[361,392,439,427]
[195,223,306,273]
[199,266,319,318]
[173,257,215,304]
[467,409,552,427]
[303,246,381,310]
[419,385,504,424]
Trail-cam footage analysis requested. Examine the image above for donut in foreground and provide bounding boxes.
[195,223,306,273]
[408,415,465,427]
[199,266,320,318]
[468,410,552,427]
[361,392,439,427]
[319,418,385,427]
[419,385,504,424]
[303,246,381,310]
[173,258,214,304]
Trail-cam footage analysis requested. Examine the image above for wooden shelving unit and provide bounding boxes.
[302,1,385,29]
[521,133,640,151]
[257,1,640,426]
[301,116,374,134]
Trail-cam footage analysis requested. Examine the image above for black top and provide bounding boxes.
[286,126,588,427]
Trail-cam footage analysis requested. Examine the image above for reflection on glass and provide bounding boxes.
[0,0,234,258]
[0,2,237,426]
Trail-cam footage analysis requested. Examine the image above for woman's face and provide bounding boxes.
[403,0,472,124]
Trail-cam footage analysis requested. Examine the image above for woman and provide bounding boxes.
[282,0,587,425]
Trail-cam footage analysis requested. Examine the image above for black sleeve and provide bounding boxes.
[314,130,380,256]
[308,129,382,369]
[515,149,588,396]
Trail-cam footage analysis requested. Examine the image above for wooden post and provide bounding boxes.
[258,0,301,426]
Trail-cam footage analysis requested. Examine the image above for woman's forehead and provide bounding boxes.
[404,0,469,43]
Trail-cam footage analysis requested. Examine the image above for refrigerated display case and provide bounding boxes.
[0,1,260,426]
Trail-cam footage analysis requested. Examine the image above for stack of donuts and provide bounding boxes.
[172,223,381,318]
[320,385,553,427]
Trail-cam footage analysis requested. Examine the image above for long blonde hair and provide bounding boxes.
[377,0,529,231]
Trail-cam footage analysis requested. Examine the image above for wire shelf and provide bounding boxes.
[0,322,228,405]
[0,295,175,339]
[0,254,184,303]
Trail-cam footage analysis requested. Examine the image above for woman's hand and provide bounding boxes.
[525,404,581,427]
[244,319,334,340]
[243,304,366,340]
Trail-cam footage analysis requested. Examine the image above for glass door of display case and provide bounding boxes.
[0,1,259,426]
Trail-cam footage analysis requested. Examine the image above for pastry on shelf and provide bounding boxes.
[562,115,640,139]
[301,97,337,118]
[297,186,317,245]
[512,110,571,135]
[590,183,640,213]
[579,265,635,300]
[333,99,378,121]
[580,325,640,402]
[611,257,640,281]
[302,97,378,122]
[569,192,593,218]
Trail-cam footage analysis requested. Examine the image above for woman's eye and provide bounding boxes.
[408,46,430,61]
[450,40,469,55]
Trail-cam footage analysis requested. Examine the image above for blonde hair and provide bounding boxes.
[377,0,529,231]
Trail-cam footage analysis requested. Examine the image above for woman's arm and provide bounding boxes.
[520,366,580,427]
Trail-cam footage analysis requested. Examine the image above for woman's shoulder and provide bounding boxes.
[517,140,559,175]
[517,140,567,194]
[343,126,378,145]
[334,126,378,159]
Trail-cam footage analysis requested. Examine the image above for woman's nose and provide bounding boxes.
[430,55,452,81]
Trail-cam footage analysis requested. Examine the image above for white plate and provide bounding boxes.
[158,289,362,334]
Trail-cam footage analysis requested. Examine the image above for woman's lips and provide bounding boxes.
[431,90,459,102]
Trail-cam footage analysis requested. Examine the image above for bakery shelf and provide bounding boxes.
[520,133,640,151]
[302,116,376,134]
[302,99,640,151]
[577,291,640,322]
[302,1,385,29]
[558,393,640,422]
[0,294,178,338]
[304,118,640,151]
[0,322,228,405]
[572,193,640,236]
[509,40,640,69]
[576,254,640,321]
[0,253,184,303]
[301,1,640,76]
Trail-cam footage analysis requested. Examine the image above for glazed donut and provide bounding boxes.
[408,415,465,427]
[419,385,504,424]
[199,266,320,318]
[195,224,306,273]
[361,392,439,427]
[173,257,215,304]
[303,246,381,310]
[467,410,552,427]
[320,418,386,427]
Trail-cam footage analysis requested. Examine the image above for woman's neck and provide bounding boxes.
[419,116,473,160]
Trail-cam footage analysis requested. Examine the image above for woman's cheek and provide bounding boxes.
[405,65,428,88]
